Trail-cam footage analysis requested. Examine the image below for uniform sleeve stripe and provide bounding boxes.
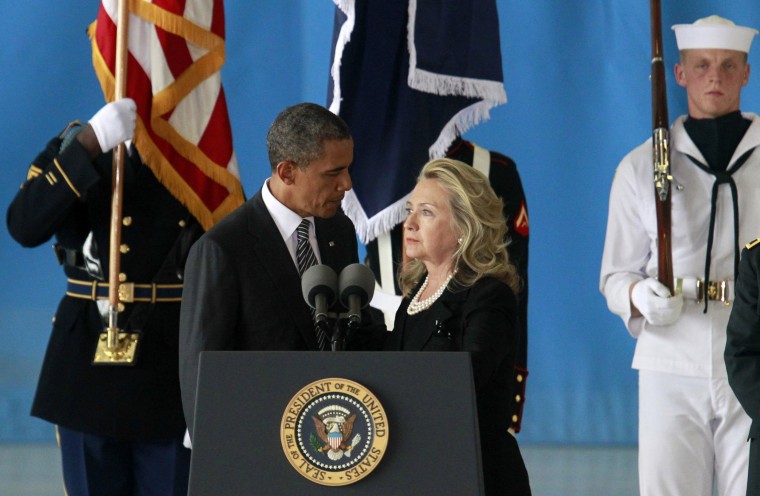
[53,158,81,198]
[26,165,43,181]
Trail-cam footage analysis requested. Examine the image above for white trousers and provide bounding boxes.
[639,370,751,496]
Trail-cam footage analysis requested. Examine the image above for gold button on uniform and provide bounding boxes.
[122,216,132,226]
[515,395,521,403]
[179,219,186,227]
[119,244,130,254]
[119,273,127,282]
[512,415,519,423]
[516,374,523,383]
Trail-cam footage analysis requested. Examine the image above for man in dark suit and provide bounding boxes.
[179,103,360,437]
[726,237,760,496]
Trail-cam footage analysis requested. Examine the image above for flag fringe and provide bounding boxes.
[408,68,507,102]
[134,120,242,229]
[406,0,506,103]
[329,0,355,114]
[342,190,410,244]
[429,99,500,159]
[344,97,500,243]
[88,2,244,230]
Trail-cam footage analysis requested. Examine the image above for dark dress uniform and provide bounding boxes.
[726,238,760,496]
[366,137,530,431]
[6,127,202,495]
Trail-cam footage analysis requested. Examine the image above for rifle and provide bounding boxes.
[650,0,675,295]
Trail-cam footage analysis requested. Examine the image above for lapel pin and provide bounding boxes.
[329,241,335,247]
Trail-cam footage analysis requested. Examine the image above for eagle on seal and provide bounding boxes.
[313,413,360,460]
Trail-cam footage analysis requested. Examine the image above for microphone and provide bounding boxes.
[301,265,338,325]
[338,263,376,325]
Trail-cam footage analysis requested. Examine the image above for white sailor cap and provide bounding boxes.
[672,15,758,54]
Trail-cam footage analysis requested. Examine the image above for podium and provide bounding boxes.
[188,351,484,495]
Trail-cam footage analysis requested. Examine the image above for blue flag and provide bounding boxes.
[328,0,506,242]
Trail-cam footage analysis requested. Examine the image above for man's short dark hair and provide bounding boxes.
[266,103,352,171]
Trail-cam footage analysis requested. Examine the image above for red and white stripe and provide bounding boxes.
[90,0,244,229]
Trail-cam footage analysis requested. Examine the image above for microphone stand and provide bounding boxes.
[315,312,345,351]
[331,312,362,352]
[330,319,346,352]
[327,313,361,351]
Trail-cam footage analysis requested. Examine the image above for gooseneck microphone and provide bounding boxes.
[338,263,376,325]
[301,264,338,328]
[301,264,375,352]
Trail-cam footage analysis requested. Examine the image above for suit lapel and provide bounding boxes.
[403,301,454,350]
[315,217,341,269]
[247,193,300,280]
[397,282,468,351]
[247,193,319,349]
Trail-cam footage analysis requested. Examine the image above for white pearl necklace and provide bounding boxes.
[407,271,456,315]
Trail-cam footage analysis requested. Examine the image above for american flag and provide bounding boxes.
[89,0,244,230]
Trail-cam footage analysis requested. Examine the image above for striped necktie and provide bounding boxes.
[296,219,327,350]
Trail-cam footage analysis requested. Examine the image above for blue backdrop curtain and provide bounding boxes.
[1,0,760,445]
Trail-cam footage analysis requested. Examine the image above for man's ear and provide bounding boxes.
[276,160,297,185]
[674,63,687,88]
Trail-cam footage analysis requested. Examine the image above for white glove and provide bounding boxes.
[631,277,683,326]
[88,98,137,153]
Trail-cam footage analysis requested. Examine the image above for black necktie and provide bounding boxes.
[296,219,327,350]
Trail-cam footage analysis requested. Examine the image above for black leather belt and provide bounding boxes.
[66,278,183,303]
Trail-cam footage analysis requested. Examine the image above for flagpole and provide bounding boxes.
[94,0,139,364]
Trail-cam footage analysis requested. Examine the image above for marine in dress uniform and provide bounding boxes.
[6,99,202,495]
[600,16,759,496]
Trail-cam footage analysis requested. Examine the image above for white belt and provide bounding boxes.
[675,277,733,305]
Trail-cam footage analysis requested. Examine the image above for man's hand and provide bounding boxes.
[630,278,683,326]
[88,98,137,153]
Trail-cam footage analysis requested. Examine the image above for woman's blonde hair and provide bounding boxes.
[398,158,521,295]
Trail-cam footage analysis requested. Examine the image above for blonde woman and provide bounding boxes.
[386,158,531,495]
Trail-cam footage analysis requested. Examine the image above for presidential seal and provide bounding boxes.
[280,378,388,486]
